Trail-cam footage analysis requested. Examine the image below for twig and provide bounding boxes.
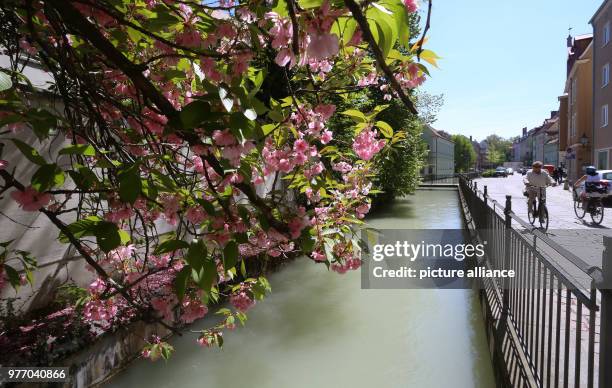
[416,0,432,60]
[285,0,300,58]
[344,0,418,114]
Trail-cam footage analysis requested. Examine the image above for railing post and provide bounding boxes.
[599,236,612,388]
[474,181,478,194]
[483,185,488,205]
[503,195,512,313]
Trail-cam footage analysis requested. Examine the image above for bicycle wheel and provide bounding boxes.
[591,199,604,225]
[574,195,586,219]
[527,202,536,225]
[539,205,549,231]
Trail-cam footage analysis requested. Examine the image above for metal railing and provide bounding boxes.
[420,172,480,185]
[457,175,612,388]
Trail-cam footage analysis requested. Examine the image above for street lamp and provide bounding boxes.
[580,133,589,147]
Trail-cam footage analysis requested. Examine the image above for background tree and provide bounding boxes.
[451,134,476,172]
[485,134,512,164]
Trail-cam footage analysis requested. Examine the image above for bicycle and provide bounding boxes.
[573,185,605,225]
[526,185,549,231]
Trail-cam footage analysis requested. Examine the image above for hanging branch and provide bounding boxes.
[416,0,432,60]
[46,0,287,233]
[285,0,300,58]
[344,0,418,114]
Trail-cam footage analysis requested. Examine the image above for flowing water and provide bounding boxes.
[109,188,496,388]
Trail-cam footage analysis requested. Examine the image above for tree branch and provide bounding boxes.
[344,0,418,114]
[415,0,432,60]
[47,0,287,233]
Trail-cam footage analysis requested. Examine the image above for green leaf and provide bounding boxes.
[31,163,64,191]
[419,50,440,68]
[155,239,189,255]
[297,0,323,8]
[341,109,366,123]
[59,144,96,156]
[4,264,20,288]
[185,239,207,271]
[0,72,13,92]
[191,258,216,293]
[376,120,393,138]
[262,123,277,136]
[180,100,212,128]
[174,265,191,302]
[94,222,130,253]
[119,172,142,204]
[59,216,102,243]
[223,240,238,270]
[11,139,46,165]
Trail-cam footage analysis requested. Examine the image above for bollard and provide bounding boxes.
[600,236,612,388]
[484,185,488,204]
[502,195,512,314]
[474,181,478,194]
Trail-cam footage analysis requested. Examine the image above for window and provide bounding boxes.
[599,150,609,170]
[605,22,611,46]
[571,78,577,104]
[604,63,610,87]
[571,112,577,137]
[603,105,609,127]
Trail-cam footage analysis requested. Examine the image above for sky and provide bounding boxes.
[421,0,602,141]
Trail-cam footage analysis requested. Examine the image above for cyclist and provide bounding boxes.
[574,166,605,208]
[523,161,556,216]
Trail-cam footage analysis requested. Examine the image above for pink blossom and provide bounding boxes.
[181,297,208,323]
[352,128,386,161]
[0,160,7,170]
[230,283,255,312]
[212,129,236,146]
[185,206,207,225]
[307,32,339,60]
[83,298,118,323]
[356,203,371,218]
[403,0,419,13]
[11,186,51,211]
[311,251,326,262]
[320,130,333,144]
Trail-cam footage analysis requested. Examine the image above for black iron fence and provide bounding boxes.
[421,172,479,185]
[458,175,612,388]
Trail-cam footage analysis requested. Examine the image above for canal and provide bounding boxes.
[108,189,496,388]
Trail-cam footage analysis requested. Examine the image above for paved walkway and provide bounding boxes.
[473,174,612,287]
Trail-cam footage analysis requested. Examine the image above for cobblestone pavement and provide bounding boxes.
[473,174,612,287]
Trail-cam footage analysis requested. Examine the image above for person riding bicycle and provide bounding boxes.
[574,166,606,208]
[523,161,555,215]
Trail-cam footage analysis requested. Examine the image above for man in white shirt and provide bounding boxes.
[523,161,555,215]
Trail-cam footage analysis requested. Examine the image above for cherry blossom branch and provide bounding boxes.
[285,0,300,57]
[47,0,287,233]
[343,0,418,114]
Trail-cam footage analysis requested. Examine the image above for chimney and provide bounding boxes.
[550,110,558,118]
[567,32,573,49]
[522,127,527,136]
[469,135,472,141]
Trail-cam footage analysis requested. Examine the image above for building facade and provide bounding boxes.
[564,34,594,181]
[591,0,612,169]
[421,125,455,178]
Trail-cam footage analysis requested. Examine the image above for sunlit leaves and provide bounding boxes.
[31,163,64,191]
[0,72,12,91]
[11,139,46,165]
[59,144,96,156]
[59,216,129,253]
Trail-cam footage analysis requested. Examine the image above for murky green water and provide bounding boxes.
[108,189,495,388]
